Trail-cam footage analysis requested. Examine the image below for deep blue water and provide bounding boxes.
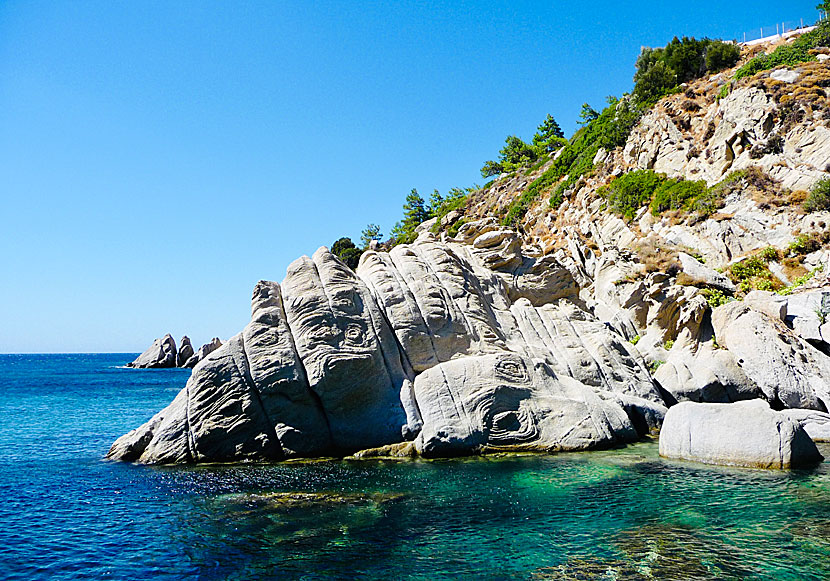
[3,354,830,580]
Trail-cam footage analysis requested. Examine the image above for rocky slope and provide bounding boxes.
[110,34,830,467]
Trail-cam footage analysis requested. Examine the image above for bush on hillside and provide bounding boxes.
[331,237,363,270]
[633,37,740,104]
[600,170,664,220]
[804,177,830,213]
[650,178,708,215]
[734,17,830,80]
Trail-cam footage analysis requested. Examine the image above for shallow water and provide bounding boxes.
[2,354,830,579]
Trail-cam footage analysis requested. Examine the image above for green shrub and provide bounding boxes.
[729,256,771,281]
[733,23,829,80]
[601,170,664,220]
[633,37,739,104]
[758,246,780,262]
[447,217,467,238]
[804,178,830,213]
[650,178,707,215]
[705,41,741,72]
[788,233,822,256]
[700,287,729,308]
[548,186,565,210]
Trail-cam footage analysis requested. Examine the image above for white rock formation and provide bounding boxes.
[126,334,177,369]
[659,400,823,469]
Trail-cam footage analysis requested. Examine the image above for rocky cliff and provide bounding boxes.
[110,35,830,465]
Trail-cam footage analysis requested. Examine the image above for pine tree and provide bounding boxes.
[360,224,383,249]
[532,114,566,152]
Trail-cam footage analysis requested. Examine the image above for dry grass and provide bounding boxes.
[634,240,680,274]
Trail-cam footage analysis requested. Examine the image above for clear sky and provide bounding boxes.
[1,0,823,353]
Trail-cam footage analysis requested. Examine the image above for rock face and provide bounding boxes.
[659,400,823,469]
[711,301,830,410]
[111,50,830,465]
[128,334,223,370]
[413,353,638,457]
[126,334,177,369]
[182,337,223,368]
[110,234,669,464]
[176,336,194,367]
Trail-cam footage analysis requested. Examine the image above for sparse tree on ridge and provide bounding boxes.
[360,224,383,249]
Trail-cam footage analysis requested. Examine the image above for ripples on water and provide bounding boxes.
[2,354,830,579]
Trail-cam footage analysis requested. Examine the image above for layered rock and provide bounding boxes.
[110,233,672,464]
[413,353,638,457]
[659,400,823,469]
[128,334,223,370]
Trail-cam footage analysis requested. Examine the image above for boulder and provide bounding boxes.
[782,408,830,442]
[659,400,823,469]
[744,290,787,321]
[126,334,177,369]
[654,346,763,403]
[182,337,223,368]
[413,353,638,457]
[176,336,194,367]
[678,252,736,293]
[712,302,830,410]
[770,68,800,83]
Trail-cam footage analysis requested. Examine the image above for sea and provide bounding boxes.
[3,353,830,580]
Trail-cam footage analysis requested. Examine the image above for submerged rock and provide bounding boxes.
[659,400,823,469]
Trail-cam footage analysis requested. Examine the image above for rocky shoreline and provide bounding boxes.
[109,218,830,469]
[110,34,830,470]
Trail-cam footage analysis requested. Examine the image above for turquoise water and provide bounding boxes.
[3,354,830,579]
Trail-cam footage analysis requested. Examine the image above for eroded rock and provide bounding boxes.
[659,400,823,469]
[127,334,177,369]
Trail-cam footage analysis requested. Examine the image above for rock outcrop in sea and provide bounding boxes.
[127,335,223,369]
[111,34,830,467]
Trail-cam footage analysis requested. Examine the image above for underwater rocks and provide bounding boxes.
[659,400,823,469]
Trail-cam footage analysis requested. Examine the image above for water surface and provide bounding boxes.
[2,354,830,579]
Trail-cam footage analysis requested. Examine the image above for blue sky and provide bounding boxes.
[1,0,823,353]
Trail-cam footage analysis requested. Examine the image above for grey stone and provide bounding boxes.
[659,400,823,469]
[678,252,736,293]
[782,408,830,442]
[712,301,830,410]
[654,346,763,403]
[770,68,800,83]
[127,334,177,369]
[183,337,223,369]
[176,336,194,367]
[744,290,788,321]
[413,353,638,457]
